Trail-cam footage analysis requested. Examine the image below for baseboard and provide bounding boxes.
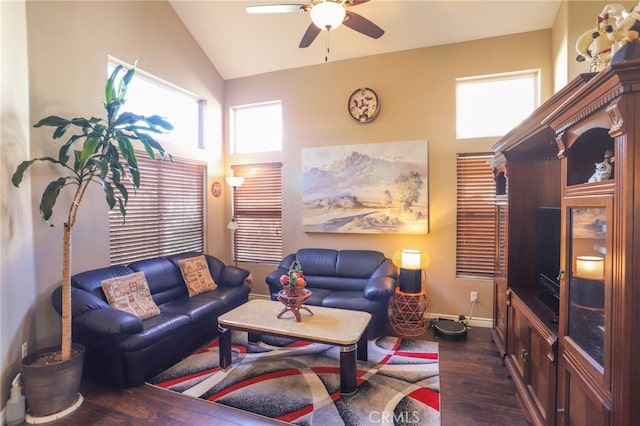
[249,293,271,301]
[427,312,492,329]
[248,293,493,328]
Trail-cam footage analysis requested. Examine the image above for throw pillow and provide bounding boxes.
[101,272,161,320]
[178,255,217,297]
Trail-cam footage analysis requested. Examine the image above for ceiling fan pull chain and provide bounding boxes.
[325,31,330,62]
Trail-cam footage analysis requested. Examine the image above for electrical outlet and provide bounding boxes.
[470,292,478,303]
[21,342,28,359]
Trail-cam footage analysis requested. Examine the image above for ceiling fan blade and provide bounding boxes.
[299,22,322,48]
[344,0,370,7]
[246,4,309,14]
[344,10,384,39]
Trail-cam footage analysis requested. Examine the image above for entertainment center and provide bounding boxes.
[489,60,640,425]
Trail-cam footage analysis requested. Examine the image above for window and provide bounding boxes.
[231,163,282,263]
[456,70,539,139]
[109,153,206,265]
[108,60,203,148]
[230,101,282,153]
[456,153,496,279]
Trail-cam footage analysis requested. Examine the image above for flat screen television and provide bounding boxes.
[537,207,561,315]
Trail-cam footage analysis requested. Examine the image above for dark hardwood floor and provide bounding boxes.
[26,326,529,425]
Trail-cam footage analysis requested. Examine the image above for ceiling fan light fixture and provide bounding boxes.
[310,1,346,31]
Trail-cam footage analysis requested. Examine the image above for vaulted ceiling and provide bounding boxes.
[169,0,562,80]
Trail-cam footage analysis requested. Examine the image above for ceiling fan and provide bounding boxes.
[246,0,385,48]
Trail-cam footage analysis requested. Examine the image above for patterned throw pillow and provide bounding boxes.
[178,255,217,297]
[101,272,161,319]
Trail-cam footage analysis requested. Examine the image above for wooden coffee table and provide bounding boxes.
[217,299,371,395]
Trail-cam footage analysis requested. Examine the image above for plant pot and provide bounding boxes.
[21,343,84,417]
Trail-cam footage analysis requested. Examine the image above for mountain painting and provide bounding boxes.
[302,140,428,234]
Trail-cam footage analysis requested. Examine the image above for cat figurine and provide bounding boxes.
[588,159,613,183]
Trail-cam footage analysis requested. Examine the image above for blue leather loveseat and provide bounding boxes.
[266,249,398,338]
[51,251,250,387]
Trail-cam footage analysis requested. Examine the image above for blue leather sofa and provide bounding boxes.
[51,251,250,387]
[266,249,398,338]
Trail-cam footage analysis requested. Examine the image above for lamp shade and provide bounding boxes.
[310,1,345,31]
[225,176,244,188]
[392,250,430,270]
[574,256,604,280]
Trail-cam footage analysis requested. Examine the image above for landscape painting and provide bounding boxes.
[302,140,428,234]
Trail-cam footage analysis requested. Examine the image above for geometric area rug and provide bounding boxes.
[148,333,440,425]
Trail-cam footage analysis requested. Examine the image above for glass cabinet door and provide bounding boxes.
[566,202,610,368]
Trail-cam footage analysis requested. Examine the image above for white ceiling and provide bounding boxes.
[169,0,562,80]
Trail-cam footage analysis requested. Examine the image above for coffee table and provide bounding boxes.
[217,299,371,395]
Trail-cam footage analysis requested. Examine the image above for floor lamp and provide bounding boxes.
[226,176,244,266]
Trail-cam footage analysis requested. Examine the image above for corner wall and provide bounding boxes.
[225,29,554,321]
[1,0,36,410]
[1,0,225,410]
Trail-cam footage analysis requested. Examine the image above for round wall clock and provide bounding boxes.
[348,87,380,123]
[210,181,222,198]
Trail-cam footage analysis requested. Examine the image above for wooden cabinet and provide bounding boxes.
[492,61,640,426]
[505,289,558,426]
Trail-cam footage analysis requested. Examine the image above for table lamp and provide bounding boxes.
[392,249,429,293]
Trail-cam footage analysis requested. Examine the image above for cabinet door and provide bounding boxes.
[493,282,508,357]
[557,348,610,426]
[507,294,558,426]
[507,301,528,381]
[492,203,508,357]
[557,196,613,423]
[528,323,557,425]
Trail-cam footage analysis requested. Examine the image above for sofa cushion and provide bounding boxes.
[295,248,338,276]
[321,291,385,314]
[336,250,385,278]
[159,296,225,323]
[72,264,136,300]
[178,255,217,296]
[101,272,161,320]
[305,276,367,292]
[119,313,191,352]
[129,257,187,305]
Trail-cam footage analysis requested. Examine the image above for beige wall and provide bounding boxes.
[2,0,623,411]
[226,29,554,321]
[1,0,225,408]
[1,0,36,408]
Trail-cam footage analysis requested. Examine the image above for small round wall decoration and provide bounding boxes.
[210,181,222,198]
[348,87,380,123]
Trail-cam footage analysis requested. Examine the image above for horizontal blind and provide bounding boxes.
[110,153,205,265]
[456,153,496,279]
[231,163,282,263]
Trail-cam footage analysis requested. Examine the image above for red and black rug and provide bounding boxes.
[148,334,440,425]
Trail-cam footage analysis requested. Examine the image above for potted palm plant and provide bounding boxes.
[11,64,172,418]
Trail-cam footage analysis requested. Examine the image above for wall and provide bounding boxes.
[225,29,554,322]
[1,0,36,411]
[1,0,225,411]
[554,0,637,89]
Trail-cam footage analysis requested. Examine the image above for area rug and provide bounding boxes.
[148,334,440,425]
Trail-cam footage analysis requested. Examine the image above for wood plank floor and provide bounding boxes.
[26,326,529,425]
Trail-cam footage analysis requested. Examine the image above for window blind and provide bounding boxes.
[231,163,282,263]
[109,153,206,265]
[456,153,496,279]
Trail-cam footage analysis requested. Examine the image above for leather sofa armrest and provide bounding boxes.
[363,258,398,301]
[52,286,143,338]
[219,265,251,287]
[74,308,143,337]
[265,267,289,295]
[265,253,296,296]
[52,285,110,316]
